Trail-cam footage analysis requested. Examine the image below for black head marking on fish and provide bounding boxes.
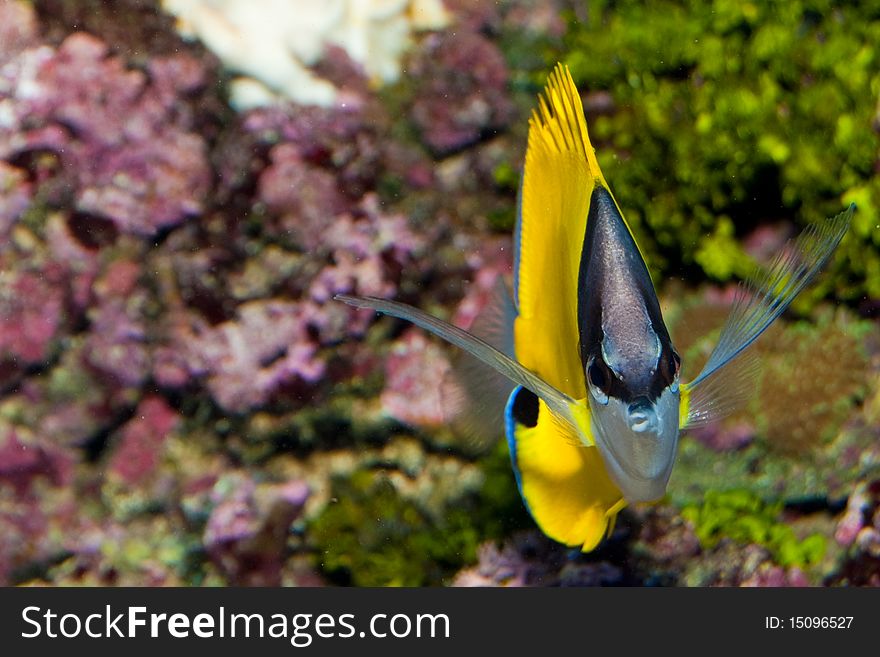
[577,186,679,403]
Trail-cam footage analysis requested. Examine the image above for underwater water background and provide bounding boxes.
[0,0,878,586]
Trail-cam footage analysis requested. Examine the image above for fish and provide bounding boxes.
[337,63,852,552]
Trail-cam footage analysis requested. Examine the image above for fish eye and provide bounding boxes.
[587,357,610,405]
[658,349,681,393]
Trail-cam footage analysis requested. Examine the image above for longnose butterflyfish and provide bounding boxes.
[337,63,852,552]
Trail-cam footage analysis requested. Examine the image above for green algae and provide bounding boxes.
[558,0,880,302]
[308,441,530,586]
[750,309,872,452]
[668,303,879,509]
[682,489,826,568]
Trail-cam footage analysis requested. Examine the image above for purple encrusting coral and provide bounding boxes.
[0,25,211,236]
[0,0,877,590]
[174,299,328,414]
[409,30,514,155]
[0,265,65,364]
[0,0,433,584]
[381,328,453,428]
[151,192,425,413]
[0,0,428,410]
[83,259,152,387]
[107,396,179,486]
[379,235,512,429]
[203,473,309,586]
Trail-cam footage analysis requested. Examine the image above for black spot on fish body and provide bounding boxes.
[511,387,539,428]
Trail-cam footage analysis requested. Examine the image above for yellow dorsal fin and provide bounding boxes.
[515,63,602,397]
[510,64,626,551]
[530,64,606,187]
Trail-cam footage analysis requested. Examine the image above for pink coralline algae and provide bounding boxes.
[381,329,453,428]
[450,236,513,330]
[107,396,180,487]
[835,481,880,556]
[452,532,624,587]
[0,422,79,582]
[0,425,74,495]
[409,30,513,155]
[83,259,151,387]
[181,299,328,414]
[739,563,809,587]
[0,162,31,236]
[258,144,349,250]
[0,264,66,365]
[150,195,426,414]
[203,473,309,586]
[0,26,210,236]
[307,195,425,307]
[380,236,512,430]
[829,480,880,585]
[245,103,385,202]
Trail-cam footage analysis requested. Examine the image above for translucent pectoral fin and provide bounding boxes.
[681,348,760,429]
[443,279,518,451]
[688,204,852,391]
[683,204,851,427]
[336,294,580,434]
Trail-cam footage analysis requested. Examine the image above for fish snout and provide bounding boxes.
[627,397,658,433]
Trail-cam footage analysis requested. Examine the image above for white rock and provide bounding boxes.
[161,0,450,108]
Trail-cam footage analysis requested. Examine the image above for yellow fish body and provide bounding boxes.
[339,64,852,552]
[506,65,630,550]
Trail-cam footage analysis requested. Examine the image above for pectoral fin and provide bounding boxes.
[336,294,582,436]
[683,205,852,428]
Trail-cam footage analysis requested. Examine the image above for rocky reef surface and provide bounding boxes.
[0,0,878,587]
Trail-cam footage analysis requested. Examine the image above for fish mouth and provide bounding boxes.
[627,398,657,433]
[589,388,681,502]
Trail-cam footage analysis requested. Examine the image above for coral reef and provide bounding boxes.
[106,396,180,488]
[0,0,429,585]
[203,473,309,586]
[0,0,877,589]
[0,30,211,236]
[408,30,514,155]
[380,328,452,428]
[452,532,625,587]
[829,480,880,585]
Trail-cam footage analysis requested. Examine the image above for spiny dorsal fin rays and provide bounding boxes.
[335,294,583,438]
[526,64,646,267]
[530,64,605,185]
[685,204,852,392]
